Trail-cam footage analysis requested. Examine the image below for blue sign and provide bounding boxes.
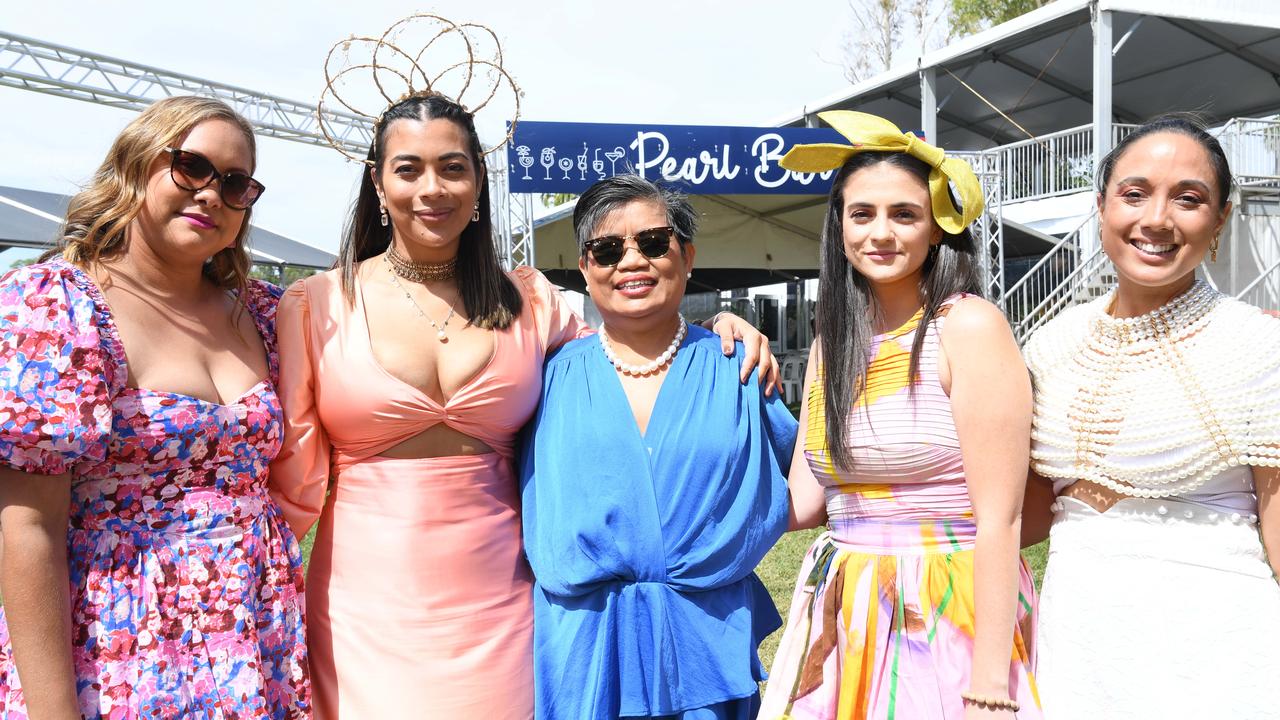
[506,120,845,195]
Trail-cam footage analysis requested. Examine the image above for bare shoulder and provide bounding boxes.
[940,296,1015,346]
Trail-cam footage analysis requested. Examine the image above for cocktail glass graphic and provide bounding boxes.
[576,143,589,181]
[592,149,605,179]
[558,158,574,180]
[540,147,556,180]
[516,145,534,180]
[604,147,626,175]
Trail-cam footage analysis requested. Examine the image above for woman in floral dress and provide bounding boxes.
[0,96,309,719]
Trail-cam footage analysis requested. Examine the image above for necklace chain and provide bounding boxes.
[385,255,459,342]
[386,244,457,283]
[599,316,687,376]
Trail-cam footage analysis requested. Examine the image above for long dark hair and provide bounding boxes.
[817,151,982,471]
[338,93,521,328]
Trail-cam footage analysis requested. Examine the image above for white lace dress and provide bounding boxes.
[1024,281,1280,720]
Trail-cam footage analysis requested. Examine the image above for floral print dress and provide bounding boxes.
[0,259,310,719]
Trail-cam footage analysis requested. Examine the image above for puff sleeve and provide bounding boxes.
[268,279,332,537]
[511,265,591,353]
[0,263,119,476]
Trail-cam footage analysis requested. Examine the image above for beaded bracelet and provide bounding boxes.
[960,690,1020,712]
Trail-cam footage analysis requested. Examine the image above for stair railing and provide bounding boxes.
[1235,258,1280,311]
[1001,212,1108,343]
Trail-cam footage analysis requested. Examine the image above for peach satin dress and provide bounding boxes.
[269,266,586,719]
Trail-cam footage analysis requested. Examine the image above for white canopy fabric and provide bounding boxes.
[532,193,826,292]
[777,0,1280,148]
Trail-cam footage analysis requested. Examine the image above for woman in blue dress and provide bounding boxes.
[520,174,798,720]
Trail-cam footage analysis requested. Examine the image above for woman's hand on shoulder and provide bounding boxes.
[704,312,782,395]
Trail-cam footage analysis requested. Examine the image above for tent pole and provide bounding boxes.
[1089,2,1113,256]
[920,65,938,143]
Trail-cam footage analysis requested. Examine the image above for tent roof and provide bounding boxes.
[0,185,335,269]
[533,193,824,292]
[776,0,1280,148]
[531,191,1053,293]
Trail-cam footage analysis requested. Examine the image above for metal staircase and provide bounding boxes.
[992,115,1280,343]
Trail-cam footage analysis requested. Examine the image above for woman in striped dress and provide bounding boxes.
[759,112,1041,720]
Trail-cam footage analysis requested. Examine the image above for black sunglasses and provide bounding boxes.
[163,148,266,210]
[582,226,676,267]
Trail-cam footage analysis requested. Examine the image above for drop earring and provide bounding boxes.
[1210,234,1220,263]
[379,203,389,227]
[472,203,480,222]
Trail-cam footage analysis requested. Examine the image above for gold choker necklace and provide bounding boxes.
[386,245,457,283]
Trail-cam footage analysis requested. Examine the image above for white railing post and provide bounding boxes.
[1089,4,1113,258]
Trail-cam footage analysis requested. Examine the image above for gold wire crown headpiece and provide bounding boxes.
[318,13,522,165]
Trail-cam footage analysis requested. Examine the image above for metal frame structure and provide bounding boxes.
[0,31,373,155]
[0,29,537,268]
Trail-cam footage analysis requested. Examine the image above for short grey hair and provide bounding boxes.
[572,174,698,252]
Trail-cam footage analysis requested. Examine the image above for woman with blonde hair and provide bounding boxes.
[0,95,309,719]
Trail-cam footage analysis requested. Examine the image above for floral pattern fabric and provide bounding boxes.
[0,259,310,719]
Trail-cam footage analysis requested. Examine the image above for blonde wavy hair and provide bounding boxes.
[48,96,258,291]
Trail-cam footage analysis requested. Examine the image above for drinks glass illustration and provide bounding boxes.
[540,147,556,180]
[604,147,626,175]
[558,157,574,180]
[576,143,589,181]
[516,145,534,180]
[592,149,605,179]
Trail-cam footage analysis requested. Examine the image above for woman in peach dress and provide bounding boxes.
[269,93,775,719]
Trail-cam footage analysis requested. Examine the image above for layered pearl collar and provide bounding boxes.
[1025,280,1280,499]
[1089,280,1218,347]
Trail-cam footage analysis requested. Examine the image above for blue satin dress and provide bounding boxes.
[520,325,797,719]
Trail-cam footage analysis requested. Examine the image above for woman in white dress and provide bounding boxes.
[1022,115,1280,719]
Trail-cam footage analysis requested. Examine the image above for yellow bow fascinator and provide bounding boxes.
[780,111,984,235]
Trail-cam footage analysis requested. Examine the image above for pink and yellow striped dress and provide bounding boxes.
[760,298,1041,720]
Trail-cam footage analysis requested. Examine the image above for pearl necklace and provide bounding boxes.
[599,315,687,377]
[1026,279,1280,498]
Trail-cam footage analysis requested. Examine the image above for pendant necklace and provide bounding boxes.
[385,255,460,342]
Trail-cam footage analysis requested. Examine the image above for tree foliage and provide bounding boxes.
[948,0,1049,39]
[837,0,1047,82]
[839,0,947,83]
[249,265,319,288]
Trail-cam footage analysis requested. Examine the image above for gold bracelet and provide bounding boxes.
[960,690,1020,712]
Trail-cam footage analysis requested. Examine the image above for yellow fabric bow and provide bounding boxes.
[780,111,984,235]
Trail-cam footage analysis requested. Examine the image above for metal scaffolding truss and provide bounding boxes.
[0,30,373,157]
[488,157,536,268]
[0,30,537,268]
[953,150,1006,304]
